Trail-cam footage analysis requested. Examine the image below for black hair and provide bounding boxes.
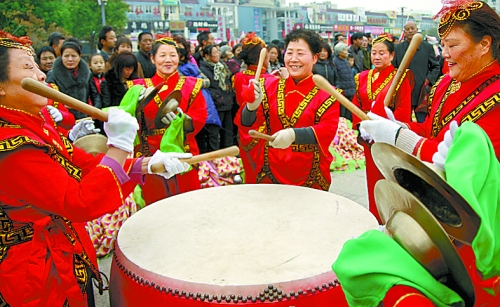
[113,51,139,80]
[60,41,81,56]
[197,31,211,46]
[98,25,114,50]
[319,41,334,66]
[48,32,65,47]
[151,39,179,56]
[284,28,323,55]
[36,46,56,62]
[350,32,364,44]
[138,32,153,42]
[202,45,218,58]
[0,45,11,83]
[232,43,242,54]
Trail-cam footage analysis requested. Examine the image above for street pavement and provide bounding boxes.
[93,170,368,307]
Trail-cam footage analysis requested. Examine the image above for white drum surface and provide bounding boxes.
[117,184,377,288]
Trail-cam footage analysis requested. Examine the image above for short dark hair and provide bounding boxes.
[36,46,56,62]
[113,51,139,80]
[98,25,114,50]
[48,32,65,47]
[202,45,218,58]
[284,28,323,55]
[138,31,153,42]
[351,32,364,43]
[197,31,211,46]
[60,41,81,56]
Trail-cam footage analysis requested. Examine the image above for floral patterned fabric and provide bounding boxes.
[198,156,244,188]
[329,117,366,172]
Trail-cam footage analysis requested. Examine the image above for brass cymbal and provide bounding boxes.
[154,90,181,128]
[73,134,108,156]
[371,142,480,245]
[377,180,474,306]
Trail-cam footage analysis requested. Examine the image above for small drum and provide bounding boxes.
[109,184,378,306]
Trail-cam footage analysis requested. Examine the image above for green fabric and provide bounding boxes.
[332,230,464,307]
[102,85,144,146]
[101,85,144,117]
[133,185,146,210]
[159,113,185,153]
[445,122,500,279]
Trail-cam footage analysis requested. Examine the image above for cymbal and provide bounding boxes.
[73,134,108,156]
[371,142,480,245]
[154,90,181,128]
[377,180,475,306]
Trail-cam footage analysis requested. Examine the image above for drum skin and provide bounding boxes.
[109,184,378,306]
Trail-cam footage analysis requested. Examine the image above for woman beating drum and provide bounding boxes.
[359,0,500,304]
[0,31,190,306]
[352,34,413,223]
[232,32,277,184]
[127,36,208,205]
[236,28,340,191]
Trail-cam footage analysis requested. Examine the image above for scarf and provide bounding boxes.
[205,59,228,91]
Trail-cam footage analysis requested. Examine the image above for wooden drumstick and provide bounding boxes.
[312,74,370,121]
[249,129,276,142]
[21,78,109,122]
[149,146,240,173]
[384,33,423,107]
[22,78,240,174]
[254,48,267,81]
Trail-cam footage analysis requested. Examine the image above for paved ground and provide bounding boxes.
[93,170,368,306]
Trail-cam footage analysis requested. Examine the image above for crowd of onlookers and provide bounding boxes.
[36,25,446,151]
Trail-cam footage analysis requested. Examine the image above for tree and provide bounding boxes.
[0,0,128,50]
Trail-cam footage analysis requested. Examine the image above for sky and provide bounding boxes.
[293,0,443,15]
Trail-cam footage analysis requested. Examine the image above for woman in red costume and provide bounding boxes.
[361,1,500,304]
[127,36,207,205]
[232,32,277,184]
[0,31,189,306]
[237,28,339,191]
[352,34,413,223]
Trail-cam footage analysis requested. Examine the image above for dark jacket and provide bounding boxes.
[46,58,98,120]
[199,60,234,112]
[135,50,156,78]
[348,45,365,74]
[89,72,104,109]
[393,39,441,107]
[101,69,127,108]
[313,59,338,86]
[333,56,356,99]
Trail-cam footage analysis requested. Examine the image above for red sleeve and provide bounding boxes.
[393,73,413,123]
[55,103,76,131]
[0,147,135,222]
[311,93,340,157]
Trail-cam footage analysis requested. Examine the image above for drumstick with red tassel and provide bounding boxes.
[21,78,240,172]
[241,48,267,103]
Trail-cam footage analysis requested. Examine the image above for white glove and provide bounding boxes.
[104,108,139,153]
[269,128,295,149]
[161,107,183,125]
[359,127,372,142]
[384,107,408,128]
[68,119,101,142]
[359,114,402,145]
[246,79,263,111]
[138,86,153,101]
[47,105,63,123]
[432,121,459,171]
[147,151,192,179]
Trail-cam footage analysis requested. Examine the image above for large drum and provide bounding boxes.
[109,184,378,306]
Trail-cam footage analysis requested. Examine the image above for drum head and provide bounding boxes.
[114,184,378,299]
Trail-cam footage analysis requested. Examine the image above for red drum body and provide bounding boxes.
[109,184,378,306]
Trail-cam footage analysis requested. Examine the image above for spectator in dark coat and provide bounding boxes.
[101,51,140,108]
[333,43,356,120]
[313,41,338,86]
[393,21,441,122]
[199,45,235,150]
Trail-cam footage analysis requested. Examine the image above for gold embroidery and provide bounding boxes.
[276,78,318,128]
[431,75,500,137]
[0,206,34,264]
[366,69,397,101]
[461,93,500,123]
[394,292,429,306]
[242,70,256,76]
[427,75,445,115]
[97,165,124,202]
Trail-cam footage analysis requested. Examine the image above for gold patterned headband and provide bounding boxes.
[155,37,178,48]
[373,35,392,47]
[0,31,34,56]
[241,32,266,47]
[436,1,484,38]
